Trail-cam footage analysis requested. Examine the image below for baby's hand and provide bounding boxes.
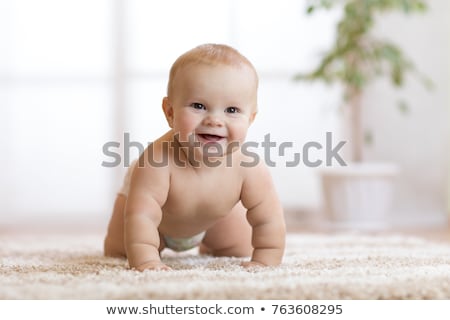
[241,261,267,270]
[134,260,172,272]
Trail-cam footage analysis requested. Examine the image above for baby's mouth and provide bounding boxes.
[197,133,225,143]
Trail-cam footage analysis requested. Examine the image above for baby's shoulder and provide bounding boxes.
[237,149,261,169]
[138,133,173,167]
[236,151,270,179]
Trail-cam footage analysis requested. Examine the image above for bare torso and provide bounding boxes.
[158,160,244,237]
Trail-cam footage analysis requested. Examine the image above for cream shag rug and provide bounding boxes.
[1,232,450,299]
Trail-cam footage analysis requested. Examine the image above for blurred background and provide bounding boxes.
[0,0,448,230]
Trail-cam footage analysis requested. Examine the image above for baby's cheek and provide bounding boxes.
[231,125,250,142]
[175,117,197,139]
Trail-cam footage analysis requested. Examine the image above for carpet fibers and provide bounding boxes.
[1,232,450,299]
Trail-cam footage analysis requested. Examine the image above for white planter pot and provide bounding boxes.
[321,163,398,229]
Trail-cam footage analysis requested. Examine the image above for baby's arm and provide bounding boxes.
[125,194,167,271]
[124,154,170,271]
[241,162,286,267]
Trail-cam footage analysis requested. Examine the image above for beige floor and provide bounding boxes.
[2,211,449,243]
[284,209,450,243]
[287,218,450,243]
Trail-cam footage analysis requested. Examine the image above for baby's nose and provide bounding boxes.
[203,115,223,127]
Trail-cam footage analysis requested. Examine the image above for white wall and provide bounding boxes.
[363,0,450,226]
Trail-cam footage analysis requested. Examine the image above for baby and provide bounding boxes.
[104,44,286,271]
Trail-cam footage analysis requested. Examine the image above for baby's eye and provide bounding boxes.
[191,103,206,110]
[225,106,239,114]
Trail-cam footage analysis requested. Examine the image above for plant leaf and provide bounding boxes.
[397,99,410,115]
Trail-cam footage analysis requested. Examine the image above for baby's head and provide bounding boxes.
[163,44,259,158]
[167,43,259,107]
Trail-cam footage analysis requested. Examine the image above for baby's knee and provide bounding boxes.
[103,236,126,258]
[209,243,252,258]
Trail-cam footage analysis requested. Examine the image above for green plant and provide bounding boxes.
[294,0,430,162]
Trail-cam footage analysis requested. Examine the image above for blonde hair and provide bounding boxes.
[167,43,258,98]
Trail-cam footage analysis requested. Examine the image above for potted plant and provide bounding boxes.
[294,0,430,228]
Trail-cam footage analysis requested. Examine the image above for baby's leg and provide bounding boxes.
[200,202,252,257]
[104,194,127,257]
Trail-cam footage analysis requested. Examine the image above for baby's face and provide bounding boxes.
[166,63,257,157]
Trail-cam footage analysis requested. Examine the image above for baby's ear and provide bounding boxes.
[162,97,174,128]
[249,110,257,125]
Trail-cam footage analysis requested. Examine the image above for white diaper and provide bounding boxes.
[163,232,206,252]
